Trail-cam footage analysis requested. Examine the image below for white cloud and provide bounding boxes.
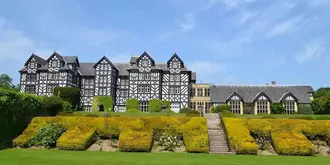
[238,10,258,24]
[296,39,325,64]
[179,13,195,31]
[266,16,302,38]
[0,16,52,62]
[186,61,228,82]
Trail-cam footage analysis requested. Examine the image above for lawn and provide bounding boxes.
[1,149,330,165]
[59,111,188,117]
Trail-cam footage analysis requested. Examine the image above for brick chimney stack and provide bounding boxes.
[271,81,276,85]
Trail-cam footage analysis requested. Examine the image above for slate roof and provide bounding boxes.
[191,72,196,82]
[63,56,78,64]
[79,63,95,76]
[114,63,130,76]
[210,85,314,104]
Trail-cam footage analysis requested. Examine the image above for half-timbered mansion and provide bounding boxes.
[19,52,194,112]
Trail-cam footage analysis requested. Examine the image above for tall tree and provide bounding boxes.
[0,73,14,89]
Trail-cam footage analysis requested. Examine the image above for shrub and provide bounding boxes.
[260,115,277,119]
[53,87,80,110]
[211,105,230,113]
[0,88,44,143]
[118,130,153,152]
[29,123,65,148]
[179,108,193,113]
[271,131,314,155]
[223,118,258,154]
[42,96,66,116]
[91,96,113,112]
[126,109,140,113]
[289,116,315,120]
[179,118,209,153]
[56,125,96,150]
[221,110,235,118]
[298,104,313,114]
[270,103,285,114]
[126,99,139,110]
[247,119,272,137]
[186,110,200,117]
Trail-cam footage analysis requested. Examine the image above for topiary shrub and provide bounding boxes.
[118,130,153,152]
[270,103,285,114]
[29,123,65,148]
[149,99,163,112]
[53,87,80,110]
[126,99,139,110]
[211,105,230,113]
[91,96,113,112]
[42,96,66,116]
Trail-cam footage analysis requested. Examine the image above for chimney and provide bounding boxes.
[271,81,276,85]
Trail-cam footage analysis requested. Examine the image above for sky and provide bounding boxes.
[0,0,329,89]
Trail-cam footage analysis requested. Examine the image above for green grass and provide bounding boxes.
[1,149,330,165]
[58,111,187,117]
[234,114,330,120]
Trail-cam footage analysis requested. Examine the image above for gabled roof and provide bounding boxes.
[93,56,118,71]
[136,51,155,66]
[24,53,47,66]
[63,56,80,67]
[210,85,314,104]
[252,92,272,102]
[279,92,299,101]
[226,92,244,102]
[46,52,65,62]
[167,53,184,68]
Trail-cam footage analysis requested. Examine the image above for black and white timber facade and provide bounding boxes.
[19,52,195,112]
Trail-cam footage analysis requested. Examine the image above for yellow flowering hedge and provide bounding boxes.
[13,116,208,152]
[223,118,258,154]
[179,118,209,153]
[56,125,96,150]
[118,130,153,152]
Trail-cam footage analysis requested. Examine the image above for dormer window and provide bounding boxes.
[30,62,36,69]
[51,60,57,67]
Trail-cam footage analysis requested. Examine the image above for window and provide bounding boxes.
[230,101,241,114]
[256,101,268,114]
[170,75,174,81]
[141,60,149,67]
[139,73,144,80]
[99,87,107,95]
[27,74,36,82]
[25,85,36,94]
[84,105,91,112]
[172,61,179,69]
[171,103,180,111]
[48,73,53,79]
[138,85,144,93]
[145,86,150,93]
[99,76,107,83]
[191,88,195,97]
[197,88,203,97]
[190,102,196,110]
[205,88,210,97]
[139,101,149,112]
[145,73,151,80]
[120,79,128,86]
[284,101,295,114]
[51,60,57,67]
[30,62,36,69]
[54,73,59,79]
[175,86,180,94]
[170,74,180,81]
[47,84,57,93]
[84,89,94,96]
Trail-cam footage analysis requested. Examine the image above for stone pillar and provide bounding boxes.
[267,101,271,114]
[240,101,244,115]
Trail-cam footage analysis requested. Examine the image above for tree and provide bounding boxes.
[311,87,330,114]
[0,73,14,89]
[270,103,285,114]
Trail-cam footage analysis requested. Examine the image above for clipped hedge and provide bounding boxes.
[271,131,314,155]
[179,118,209,153]
[223,118,258,154]
[126,99,139,111]
[56,125,96,150]
[118,130,153,152]
[211,105,230,113]
[149,99,171,112]
[91,96,113,112]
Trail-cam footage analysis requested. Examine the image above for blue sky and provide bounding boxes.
[0,0,329,89]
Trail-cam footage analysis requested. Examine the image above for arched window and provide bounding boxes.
[254,93,270,114]
[282,95,297,114]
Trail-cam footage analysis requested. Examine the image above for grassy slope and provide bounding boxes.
[1,149,330,165]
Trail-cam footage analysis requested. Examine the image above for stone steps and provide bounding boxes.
[205,113,234,154]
